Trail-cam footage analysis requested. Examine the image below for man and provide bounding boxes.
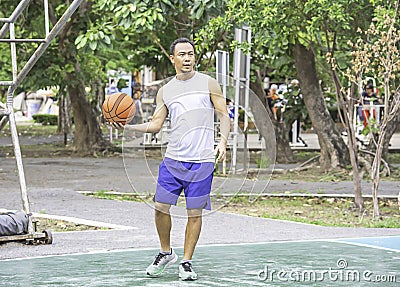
[114,38,230,281]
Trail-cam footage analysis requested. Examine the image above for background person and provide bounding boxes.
[361,83,381,127]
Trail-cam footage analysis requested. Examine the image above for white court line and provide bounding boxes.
[331,240,400,253]
[196,235,400,249]
[331,235,400,241]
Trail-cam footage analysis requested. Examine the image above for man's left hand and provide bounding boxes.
[214,142,227,162]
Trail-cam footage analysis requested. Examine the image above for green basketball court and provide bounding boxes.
[0,236,398,286]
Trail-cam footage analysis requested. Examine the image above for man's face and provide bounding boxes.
[170,42,195,74]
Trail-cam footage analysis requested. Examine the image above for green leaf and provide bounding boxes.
[195,5,205,19]
[129,4,137,13]
[74,34,84,45]
[65,63,75,73]
[89,41,98,50]
[76,37,88,49]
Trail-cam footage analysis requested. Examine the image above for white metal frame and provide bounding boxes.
[232,26,251,174]
[0,0,84,243]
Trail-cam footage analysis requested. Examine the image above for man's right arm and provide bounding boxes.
[125,88,167,133]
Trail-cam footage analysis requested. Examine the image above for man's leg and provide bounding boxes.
[183,208,202,260]
[179,161,213,281]
[179,208,202,281]
[362,109,369,127]
[155,202,172,252]
[146,202,178,277]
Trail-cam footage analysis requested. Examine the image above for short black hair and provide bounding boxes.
[169,38,195,55]
[366,83,374,90]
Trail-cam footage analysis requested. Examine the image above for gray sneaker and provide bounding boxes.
[146,250,178,277]
[179,262,198,281]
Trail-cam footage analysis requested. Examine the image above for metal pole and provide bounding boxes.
[0,81,13,86]
[0,0,32,38]
[216,50,229,174]
[44,0,50,36]
[232,28,242,174]
[8,0,84,95]
[6,89,33,235]
[0,115,9,131]
[0,39,46,43]
[9,23,18,81]
[243,27,251,172]
[222,52,228,175]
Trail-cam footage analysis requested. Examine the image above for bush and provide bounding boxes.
[32,114,58,125]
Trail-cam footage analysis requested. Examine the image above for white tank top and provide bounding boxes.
[163,72,215,162]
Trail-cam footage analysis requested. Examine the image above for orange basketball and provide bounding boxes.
[102,92,136,125]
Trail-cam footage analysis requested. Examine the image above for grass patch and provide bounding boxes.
[86,191,400,228]
[271,165,400,182]
[221,196,400,228]
[387,153,400,164]
[1,123,58,137]
[0,143,73,158]
[271,167,353,182]
[90,190,151,202]
[33,217,108,232]
[293,151,320,162]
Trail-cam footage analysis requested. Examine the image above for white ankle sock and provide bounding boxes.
[160,249,172,255]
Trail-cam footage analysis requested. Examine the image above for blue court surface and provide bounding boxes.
[0,236,399,286]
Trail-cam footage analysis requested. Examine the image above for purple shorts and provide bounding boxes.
[154,157,214,210]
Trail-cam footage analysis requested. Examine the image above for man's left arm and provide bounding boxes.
[209,77,230,162]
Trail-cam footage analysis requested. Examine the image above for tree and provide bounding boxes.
[342,3,400,217]
[196,0,353,167]
[76,0,228,74]
[48,1,107,152]
[326,1,400,214]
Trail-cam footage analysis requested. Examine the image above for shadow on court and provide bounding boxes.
[1,236,398,286]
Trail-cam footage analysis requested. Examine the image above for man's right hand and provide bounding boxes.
[107,122,124,130]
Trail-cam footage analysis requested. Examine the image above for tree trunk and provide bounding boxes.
[58,91,72,146]
[58,1,106,153]
[250,72,294,163]
[274,122,295,163]
[382,108,400,161]
[66,55,105,152]
[95,77,106,122]
[293,42,349,170]
[330,72,363,209]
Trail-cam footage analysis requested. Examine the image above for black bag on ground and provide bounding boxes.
[0,211,29,236]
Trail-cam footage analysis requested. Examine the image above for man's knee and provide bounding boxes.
[155,202,171,215]
[187,208,202,219]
